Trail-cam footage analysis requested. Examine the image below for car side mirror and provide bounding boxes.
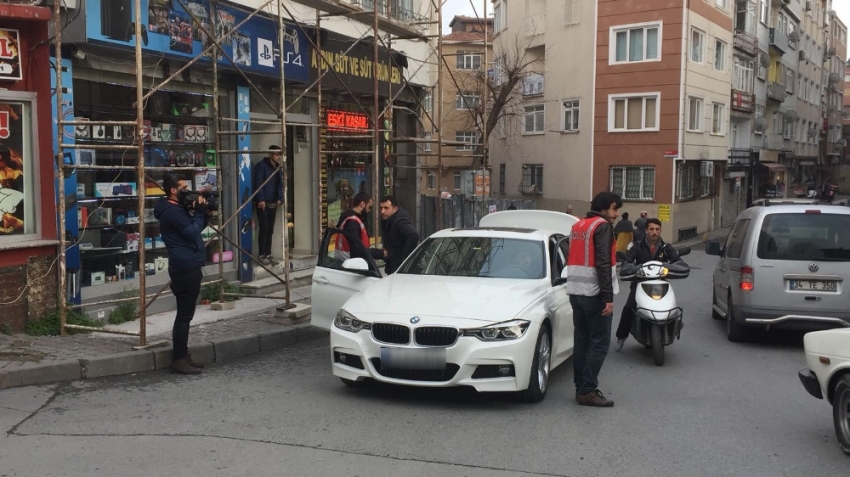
[342,258,369,271]
[677,246,691,257]
[705,241,722,256]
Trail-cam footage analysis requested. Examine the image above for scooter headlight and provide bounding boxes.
[641,283,670,300]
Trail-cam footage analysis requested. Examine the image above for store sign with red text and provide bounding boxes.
[326,110,370,131]
[0,29,21,81]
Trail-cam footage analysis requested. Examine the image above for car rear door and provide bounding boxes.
[750,210,850,315]
[714,218,752,313]
[311,228,382,330]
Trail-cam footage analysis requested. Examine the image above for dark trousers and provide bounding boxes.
[615,283,639,340]
[169,268,202,362]
[256,205,277,257]
[570,294,613,395]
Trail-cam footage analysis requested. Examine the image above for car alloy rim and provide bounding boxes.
[841,387,850,442]
[538,331,551,393]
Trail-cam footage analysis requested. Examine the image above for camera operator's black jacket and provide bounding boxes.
[154,198,210,270]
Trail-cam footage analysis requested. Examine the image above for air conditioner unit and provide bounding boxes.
[700,161,715,178]
[799,50,807,62]
[805,1,812,11]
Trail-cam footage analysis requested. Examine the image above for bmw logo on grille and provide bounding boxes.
[809,263,819,273]
[410,316,420,324]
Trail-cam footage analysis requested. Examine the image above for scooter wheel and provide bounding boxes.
[650,325,665,366]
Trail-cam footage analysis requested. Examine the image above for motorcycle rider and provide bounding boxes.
[614,218,684,351]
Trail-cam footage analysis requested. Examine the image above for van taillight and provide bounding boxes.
[741,266,754,291]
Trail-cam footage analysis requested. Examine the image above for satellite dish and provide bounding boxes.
[789,31,800,43]
[784,110,799,122]
[828,47,837,57]
[840,138,848,147]
[808,127,817,138]
[829,72,841,84]
[759,53,771,69]
[754,116,769,133]
[829,10,837,18]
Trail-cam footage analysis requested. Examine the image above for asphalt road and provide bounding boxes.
[1,249,848,477]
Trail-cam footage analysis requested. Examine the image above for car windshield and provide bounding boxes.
[397,237,547,279]
[757,213,850,261]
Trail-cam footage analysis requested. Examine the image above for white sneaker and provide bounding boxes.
[615,338,626,352]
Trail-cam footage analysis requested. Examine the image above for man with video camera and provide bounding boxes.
[154,174,212,375]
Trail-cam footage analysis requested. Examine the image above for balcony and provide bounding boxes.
[733,30,759,57]
[763,133,790,151]
[767,82,787,103]
[731,90,755,113]
[769,28,789,55]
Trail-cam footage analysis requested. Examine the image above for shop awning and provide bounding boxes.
[758,163,787,171]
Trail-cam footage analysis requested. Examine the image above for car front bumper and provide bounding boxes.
[798,369,824,399]
[329,322,540,393]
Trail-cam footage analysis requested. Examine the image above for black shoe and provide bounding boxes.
[577,389,614,407]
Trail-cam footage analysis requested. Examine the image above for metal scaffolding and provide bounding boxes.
[51,0,492,345]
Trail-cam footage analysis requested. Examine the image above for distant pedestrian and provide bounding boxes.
[566,205,574,216]
[634,211,648,242]
[566,191,622,407]
[508,205,518,210]
[377,196,419,274]
[613,212,634,252]
[253,145,283,266]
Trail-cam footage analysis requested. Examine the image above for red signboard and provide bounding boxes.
[663,150,678,158]
[326,110,370,130]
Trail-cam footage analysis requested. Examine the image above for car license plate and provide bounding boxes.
[788,280,838,292]
[380,347,446,370]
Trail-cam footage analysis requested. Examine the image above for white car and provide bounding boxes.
[799,328,850,455]
[311,210,577,402]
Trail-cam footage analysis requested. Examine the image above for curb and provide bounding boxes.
[0,323,327,390]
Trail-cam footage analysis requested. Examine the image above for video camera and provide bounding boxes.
[179,189,220,212]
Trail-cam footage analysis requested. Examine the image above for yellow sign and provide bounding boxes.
[657,204,671,222]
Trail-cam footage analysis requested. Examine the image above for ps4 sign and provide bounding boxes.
[84,0,309,82]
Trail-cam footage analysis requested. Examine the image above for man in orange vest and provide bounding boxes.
[566,191,622,407]
[335,191,378,262]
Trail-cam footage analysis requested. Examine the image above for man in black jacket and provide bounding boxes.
[253,145,283,265]
[154,174,211,375]
[378,196,420,274]
[614,218,682,351]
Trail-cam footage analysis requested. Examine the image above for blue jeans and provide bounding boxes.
[570,295,613,395]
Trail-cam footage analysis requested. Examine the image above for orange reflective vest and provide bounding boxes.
[566,216,618,297]
[334,214,370,261]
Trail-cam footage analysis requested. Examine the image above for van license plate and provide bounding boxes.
[789,280,838,292]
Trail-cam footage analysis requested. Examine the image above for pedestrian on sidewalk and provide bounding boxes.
[566,191,621,407]
[633,210,648,242]
[613,212,634,252]
[253,145,283,266]
[154,174,211,375]
[335,191,381,263]
[378,196,419,274]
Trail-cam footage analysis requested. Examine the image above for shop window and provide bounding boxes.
[0,94,38,241]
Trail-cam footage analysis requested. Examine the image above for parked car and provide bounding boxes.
[798,328,850,456]
[705,203,850,341]
[311,210,577,402]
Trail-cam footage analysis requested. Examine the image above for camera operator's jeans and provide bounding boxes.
[169,267,202,362]
[256,205,277,257]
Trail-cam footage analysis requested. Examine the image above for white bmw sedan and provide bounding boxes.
[311,210,576,402]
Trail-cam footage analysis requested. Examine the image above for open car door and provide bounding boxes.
[311,228,383,330]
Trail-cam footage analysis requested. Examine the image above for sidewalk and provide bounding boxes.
[673,225,731,248]
[0,286,323,390]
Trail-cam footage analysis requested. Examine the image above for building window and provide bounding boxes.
[712,103,726,135]
[785,66,795,95]
[455,92,480,110]
[716,0,727,8]
[736,0,757,35]
[423,89,432,113]
[457,51,482,70]
[0,97,36,240]
[701,176,712,197]
[757,56,766,80]
[494,2,503,32]
[610,166,655,201]
[714,39,727,70]
[610,22,662,64]
[755,104,764,134]
[522,73,545,96]
[427,171,436,190]
[456,131,476,151]
[562,99,580,131]
[422,132,432,152]
[521,164,544,193]
[564,0,580,26]
[609,93,660,132]
[453,172,462,190]
[688,96,703,132]
[524,105,545,134]
[759,0,768,25]
[783,116,793,140]
[691,28,706,63]
[499,164,506,194]
[734,57,754,92]
[679,166,695,200]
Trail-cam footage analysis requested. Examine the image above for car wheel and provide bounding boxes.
[833,375,850,456]
[726,292,749,343]
[711,290,724,321]
[650,325,665,366]
[340,377,367,388]
[519,326,551,403]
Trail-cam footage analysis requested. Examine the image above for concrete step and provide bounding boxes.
[240,267,314,297]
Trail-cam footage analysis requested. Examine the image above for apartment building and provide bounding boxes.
[843,63,850,191]
[824,9,847,187]
[420,16,493,196]
[489,0,596,212]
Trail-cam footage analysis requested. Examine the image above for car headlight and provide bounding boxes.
[641,283,669,300]
[463,320,531,341]
[334,310,371,333]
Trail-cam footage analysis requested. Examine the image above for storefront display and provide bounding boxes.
[0,100,31,236]
[73,79,221,287]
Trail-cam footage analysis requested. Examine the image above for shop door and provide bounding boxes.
[250,122,295,253]
[721,178,742,227]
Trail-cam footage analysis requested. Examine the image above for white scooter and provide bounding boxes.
[617,248,691,366]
